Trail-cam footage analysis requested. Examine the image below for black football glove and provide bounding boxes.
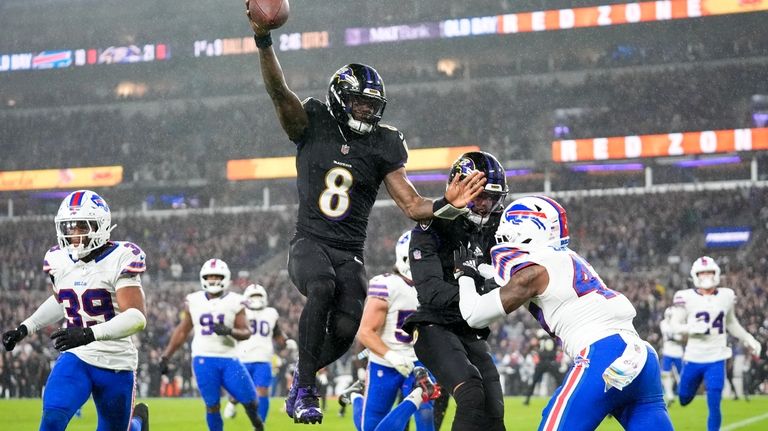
[159,356,170,375]
[212,323,233,336]
[51,327,95,351]
[453,245,479,280]
[2,324,28,352]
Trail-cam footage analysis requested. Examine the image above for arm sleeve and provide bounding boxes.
[90,308,147,341]
[409,230,459,308]
[21,295,64,334]
[458,276,506,328]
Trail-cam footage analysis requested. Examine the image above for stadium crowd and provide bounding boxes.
[2,188,767,398]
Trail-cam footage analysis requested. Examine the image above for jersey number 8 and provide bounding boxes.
[319,167,353,219]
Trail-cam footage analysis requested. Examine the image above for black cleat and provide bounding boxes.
[133,402,149,431]
[339,380,365,407]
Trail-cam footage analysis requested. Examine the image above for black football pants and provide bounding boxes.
[414,324,505,431]
[288,234,367,387]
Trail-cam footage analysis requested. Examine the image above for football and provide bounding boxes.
[248,0,290,30]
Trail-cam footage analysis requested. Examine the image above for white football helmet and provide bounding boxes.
[690,256,720,290]
[495,195,570,251]
[244,284,268,310]
[200,259,231,294]
[394,230,412,280]
[54,190,115,260]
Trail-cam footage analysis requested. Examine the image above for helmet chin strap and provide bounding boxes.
[467,211,490,226]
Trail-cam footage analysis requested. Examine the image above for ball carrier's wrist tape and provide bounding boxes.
[254,33,273,49]
[432,196,470,220]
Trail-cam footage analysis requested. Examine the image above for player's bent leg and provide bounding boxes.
[538,347,608,431]
[91,366,136,431]
[130,403,149,431]
[316,308,363,369]
[192,357,226,431]
[40,353,93,431]
[678,362,706,406]
[222,358,263,430]
[361,363,402,431]
[297,277,336,386]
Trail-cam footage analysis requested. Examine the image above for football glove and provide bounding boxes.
[212,323,233,336]
[384,350,414,377]
[159,356,170,375]
[747,338,762,357]
[2,324,28,352]
[453,245,478,280]
[51,327,95,351]
[687,320,710,335]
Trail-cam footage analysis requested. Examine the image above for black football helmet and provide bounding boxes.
[327,63,387,135]
[448,151,508,225]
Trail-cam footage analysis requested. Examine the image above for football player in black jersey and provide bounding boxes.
[246,9,486,425]
[403,151,509,431]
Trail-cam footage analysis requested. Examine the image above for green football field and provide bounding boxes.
[1,396,767,430]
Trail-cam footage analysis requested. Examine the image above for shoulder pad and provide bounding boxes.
[116,242,147,275]
[491,245,532,287]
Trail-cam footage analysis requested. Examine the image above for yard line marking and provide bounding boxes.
[722,412,768,431]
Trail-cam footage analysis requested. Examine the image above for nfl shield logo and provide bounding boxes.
[412,250,422,260]
[341,144,350,155]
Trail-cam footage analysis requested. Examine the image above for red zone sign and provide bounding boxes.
[552,128,768,162]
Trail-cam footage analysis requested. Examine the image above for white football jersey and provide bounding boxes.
[44,241,147,371]
[237,306,279,363]
[660,308,684,358]
[491,245,637,359]
[366,273,419,367]
[187,290,246,357]
[673,288,737,362]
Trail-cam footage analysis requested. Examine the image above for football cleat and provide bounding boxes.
[294,386,323,424]
[285,366,299,418]
[412,366,442,402]
[338,379,365,406]
[223,401,237,419]
[133,403,149,431]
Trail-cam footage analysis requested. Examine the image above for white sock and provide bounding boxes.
[351,393,364,403]
[405,388,424,408]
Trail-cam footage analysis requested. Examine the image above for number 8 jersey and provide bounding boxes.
[44,241,147,371]
[492,245,637,360]
[672,288,737,363]
[186,290,246,357]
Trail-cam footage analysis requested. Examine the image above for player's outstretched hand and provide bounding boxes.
[51,327,95,351]
[212,323,233,336]
[245,0,271,36]
[453,245,479,280]
[445,170,486,209]
[2,325,28,352]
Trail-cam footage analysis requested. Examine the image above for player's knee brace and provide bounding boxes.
[452,379,487,428]
[40,408,71,431]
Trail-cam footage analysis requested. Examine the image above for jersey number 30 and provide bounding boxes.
[319,167,353,219]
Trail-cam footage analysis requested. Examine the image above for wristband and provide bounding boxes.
[432,196,469,220]
[254,33,273,49]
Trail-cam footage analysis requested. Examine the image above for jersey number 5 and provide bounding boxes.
[319,167,353,219]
